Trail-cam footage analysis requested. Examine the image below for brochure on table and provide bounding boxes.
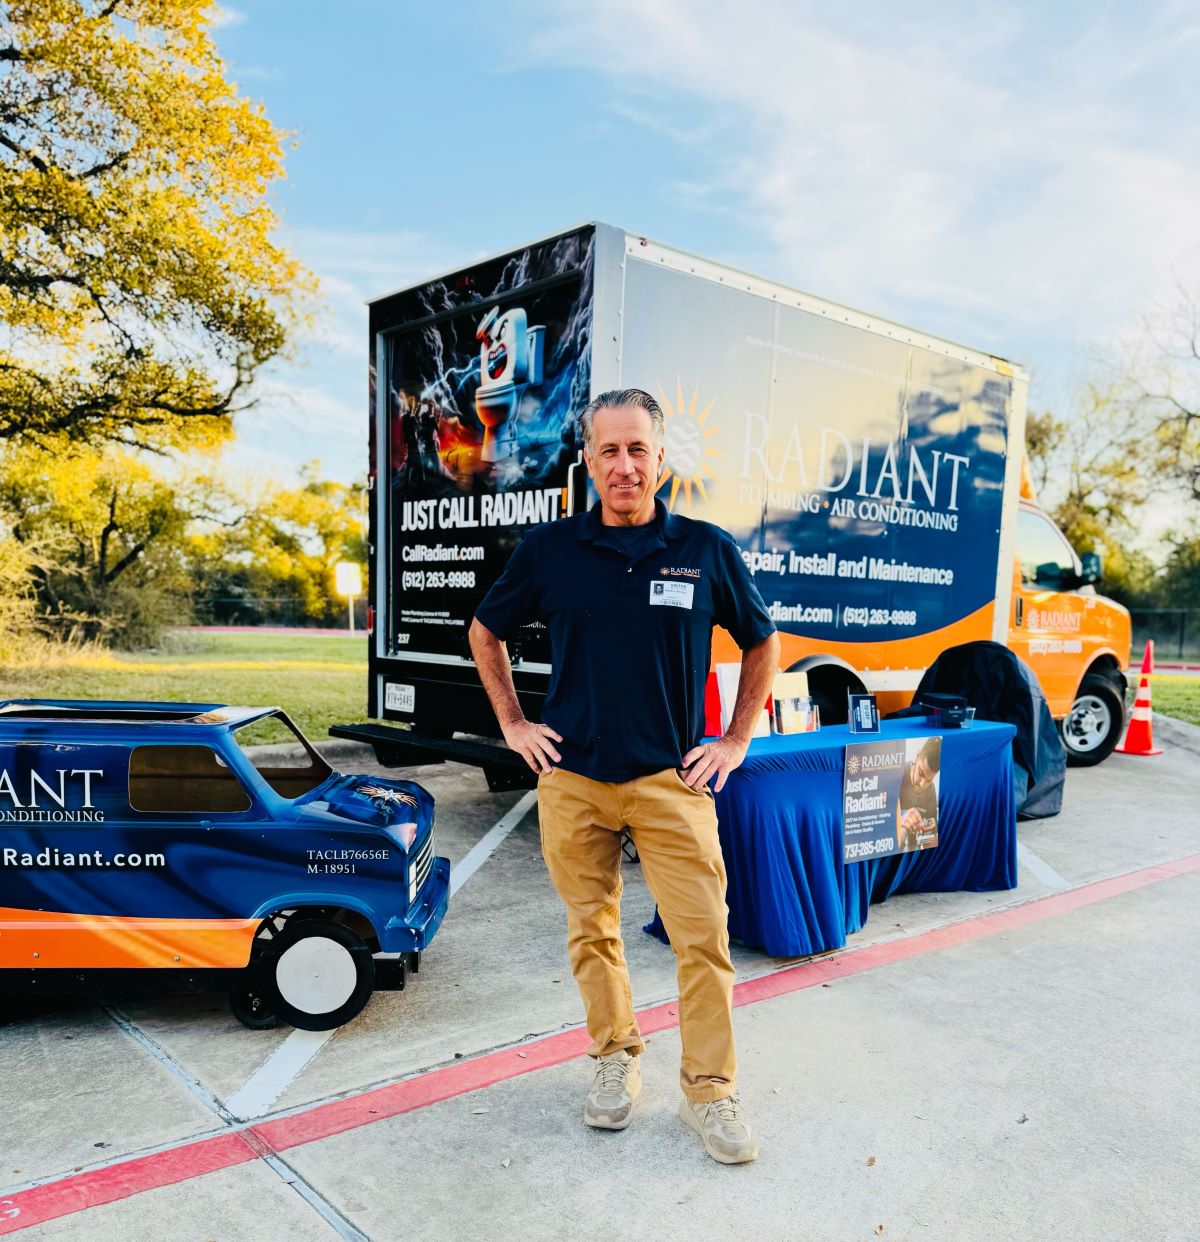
[847,692,880,734]
[772,670,819,735]
[714,663,771,738]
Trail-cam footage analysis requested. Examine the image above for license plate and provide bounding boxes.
[385,683,415,713]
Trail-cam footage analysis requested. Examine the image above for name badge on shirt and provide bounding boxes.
[650,580,694,609]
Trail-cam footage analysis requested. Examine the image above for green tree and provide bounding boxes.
[0,0,309,450]
[1151,531,1200,611]
[0,521,42,660]
[0,443,366,645]
[190,464,366,626]
[1024,408,1067,499]
[1133,283,1200,504]
[1024,383,1156,603]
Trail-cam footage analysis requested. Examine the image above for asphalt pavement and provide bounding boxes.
[2,723,1198,1241]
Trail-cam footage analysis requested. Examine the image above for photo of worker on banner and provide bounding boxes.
[897,736,942,853]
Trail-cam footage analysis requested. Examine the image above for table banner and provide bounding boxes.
[843,735,942,863]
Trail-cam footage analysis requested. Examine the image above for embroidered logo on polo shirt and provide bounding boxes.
[659,566,701,578]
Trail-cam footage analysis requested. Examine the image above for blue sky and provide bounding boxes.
[211,1,1200,488]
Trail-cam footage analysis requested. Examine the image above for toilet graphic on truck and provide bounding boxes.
[474,304,545,463]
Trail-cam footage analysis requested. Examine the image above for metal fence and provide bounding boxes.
[1130,609,1200,661]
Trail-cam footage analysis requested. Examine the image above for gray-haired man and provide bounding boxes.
[470,388,779,1163]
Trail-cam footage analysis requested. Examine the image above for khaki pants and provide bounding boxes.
[536,765,736,1103]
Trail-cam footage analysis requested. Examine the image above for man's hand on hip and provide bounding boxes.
[681,733,750,793]
[502,717,563,774]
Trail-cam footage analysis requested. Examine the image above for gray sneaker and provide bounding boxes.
[679,1092,759,1164]
[583,1050,642,1130]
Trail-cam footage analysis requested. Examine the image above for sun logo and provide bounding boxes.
[847,754,861,775]
[657,379,723,510]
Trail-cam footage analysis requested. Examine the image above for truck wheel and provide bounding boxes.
[787,659,865,727]
[1061,675,1124,767]
[262,919,376,1031]
[228,981,282,1030]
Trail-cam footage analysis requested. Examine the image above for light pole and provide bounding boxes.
[334,561,363,633]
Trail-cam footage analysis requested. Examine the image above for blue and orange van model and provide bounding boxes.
[0,700,450,1030]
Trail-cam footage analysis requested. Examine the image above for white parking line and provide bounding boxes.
[450,788,538,898]
[1017,841,1070,891]
[225,1029,334,1120]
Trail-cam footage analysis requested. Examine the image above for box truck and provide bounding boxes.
[333,224,1130,781]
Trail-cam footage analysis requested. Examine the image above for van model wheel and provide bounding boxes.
[1061,675,1124,767]
[228,980,282,1030]
[261,919,376,1031]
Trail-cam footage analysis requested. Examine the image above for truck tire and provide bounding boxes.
[261,919,376,1031]
[1060,675,1124,767]
[786,658,866,727]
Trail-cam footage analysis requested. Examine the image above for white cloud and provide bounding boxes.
[227,228,464,484]
[247,379,361,435]
[209,5,247,30]
[284,227,463,356]
[232,64,283,82]
[228,4,1200,490]
[517,0,1200,373]
[603,97,713,146]
[231,380,365,484]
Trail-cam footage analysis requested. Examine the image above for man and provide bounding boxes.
[469,388,779,1165]
[897,736,941,851]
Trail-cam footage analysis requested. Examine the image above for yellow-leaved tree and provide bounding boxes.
[188,464,367,627]
[0,439,219,645]
[0,0,309,449]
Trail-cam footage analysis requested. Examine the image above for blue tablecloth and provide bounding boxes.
[645,719,1017,957]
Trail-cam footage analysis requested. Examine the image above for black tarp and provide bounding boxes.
[895,641,1066,819]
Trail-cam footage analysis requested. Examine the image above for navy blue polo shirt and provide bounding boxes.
[473,500,776,782]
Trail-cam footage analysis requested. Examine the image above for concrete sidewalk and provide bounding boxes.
[3,740,1199,1241]
[282,872,1200,1241]
[9,864,1198,1241]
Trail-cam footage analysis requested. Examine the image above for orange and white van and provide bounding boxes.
[1006,466,1130,763]
[345,224,1130,778]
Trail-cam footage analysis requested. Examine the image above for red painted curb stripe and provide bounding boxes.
[732,853,1200,1006]
[3,852,1198,1235]
[0,1133,258,1235]
[255,1025,595,1150]
[261,853,1200,1152]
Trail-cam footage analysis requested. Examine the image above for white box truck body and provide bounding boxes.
[336,224,1129,781]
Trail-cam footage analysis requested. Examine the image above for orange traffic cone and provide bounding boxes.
[1139,638,1154,676]
[1115,665,1162,756]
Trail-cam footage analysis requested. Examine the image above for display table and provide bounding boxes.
[645,719,1017,957]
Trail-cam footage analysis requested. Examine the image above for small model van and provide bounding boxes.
[0,699,450,1030]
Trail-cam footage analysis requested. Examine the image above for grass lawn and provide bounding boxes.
[5,630,1198,737]
[0,631,370,740]
[1150,676,1200,727]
